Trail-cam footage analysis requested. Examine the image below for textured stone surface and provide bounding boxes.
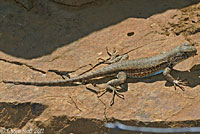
[0,0,200,133]
[15,0,33,10]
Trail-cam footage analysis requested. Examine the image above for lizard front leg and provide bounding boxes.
[163,67,187,91]
[98,71,127,106]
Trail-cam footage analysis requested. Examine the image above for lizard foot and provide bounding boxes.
[97,85,124,106]
[173,77,187,91]
[98,47,129,64]
[110,88,124,106]
[98,47,118,64]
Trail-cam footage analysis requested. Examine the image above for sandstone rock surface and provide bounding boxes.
[0,0,200,133]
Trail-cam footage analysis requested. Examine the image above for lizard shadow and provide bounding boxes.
[85,64,200,93]
[166,64,200,88]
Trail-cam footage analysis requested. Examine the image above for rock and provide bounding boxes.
[0,0,200,133]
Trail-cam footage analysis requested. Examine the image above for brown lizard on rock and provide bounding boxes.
[3,43,198,105]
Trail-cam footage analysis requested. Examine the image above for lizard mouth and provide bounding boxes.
[188,50,198,57]
[183,52,197,59]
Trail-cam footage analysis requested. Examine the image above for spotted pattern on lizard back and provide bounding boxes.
[125,62,167,78]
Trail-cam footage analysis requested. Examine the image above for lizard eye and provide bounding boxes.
[184,43,190,46]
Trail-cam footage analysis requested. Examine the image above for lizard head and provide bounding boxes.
[168,43,197,65]
[178,43,197,57]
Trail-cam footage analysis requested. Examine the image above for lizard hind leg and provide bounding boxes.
[97,71,127,106]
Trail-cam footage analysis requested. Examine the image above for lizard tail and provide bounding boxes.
[2,64,115,86]
[2,79,74,86]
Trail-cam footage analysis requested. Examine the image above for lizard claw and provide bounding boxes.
[97,89,108,97]
[97,58,106,63]
[177,77,188,85]
[173,79,187,91]
[110,89,124,106]
[95,85,108,97]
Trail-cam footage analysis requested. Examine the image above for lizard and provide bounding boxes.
[2,43,198,106]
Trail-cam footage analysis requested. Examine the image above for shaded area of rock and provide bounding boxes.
[0,102,47,128]
[15,0,33,10]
